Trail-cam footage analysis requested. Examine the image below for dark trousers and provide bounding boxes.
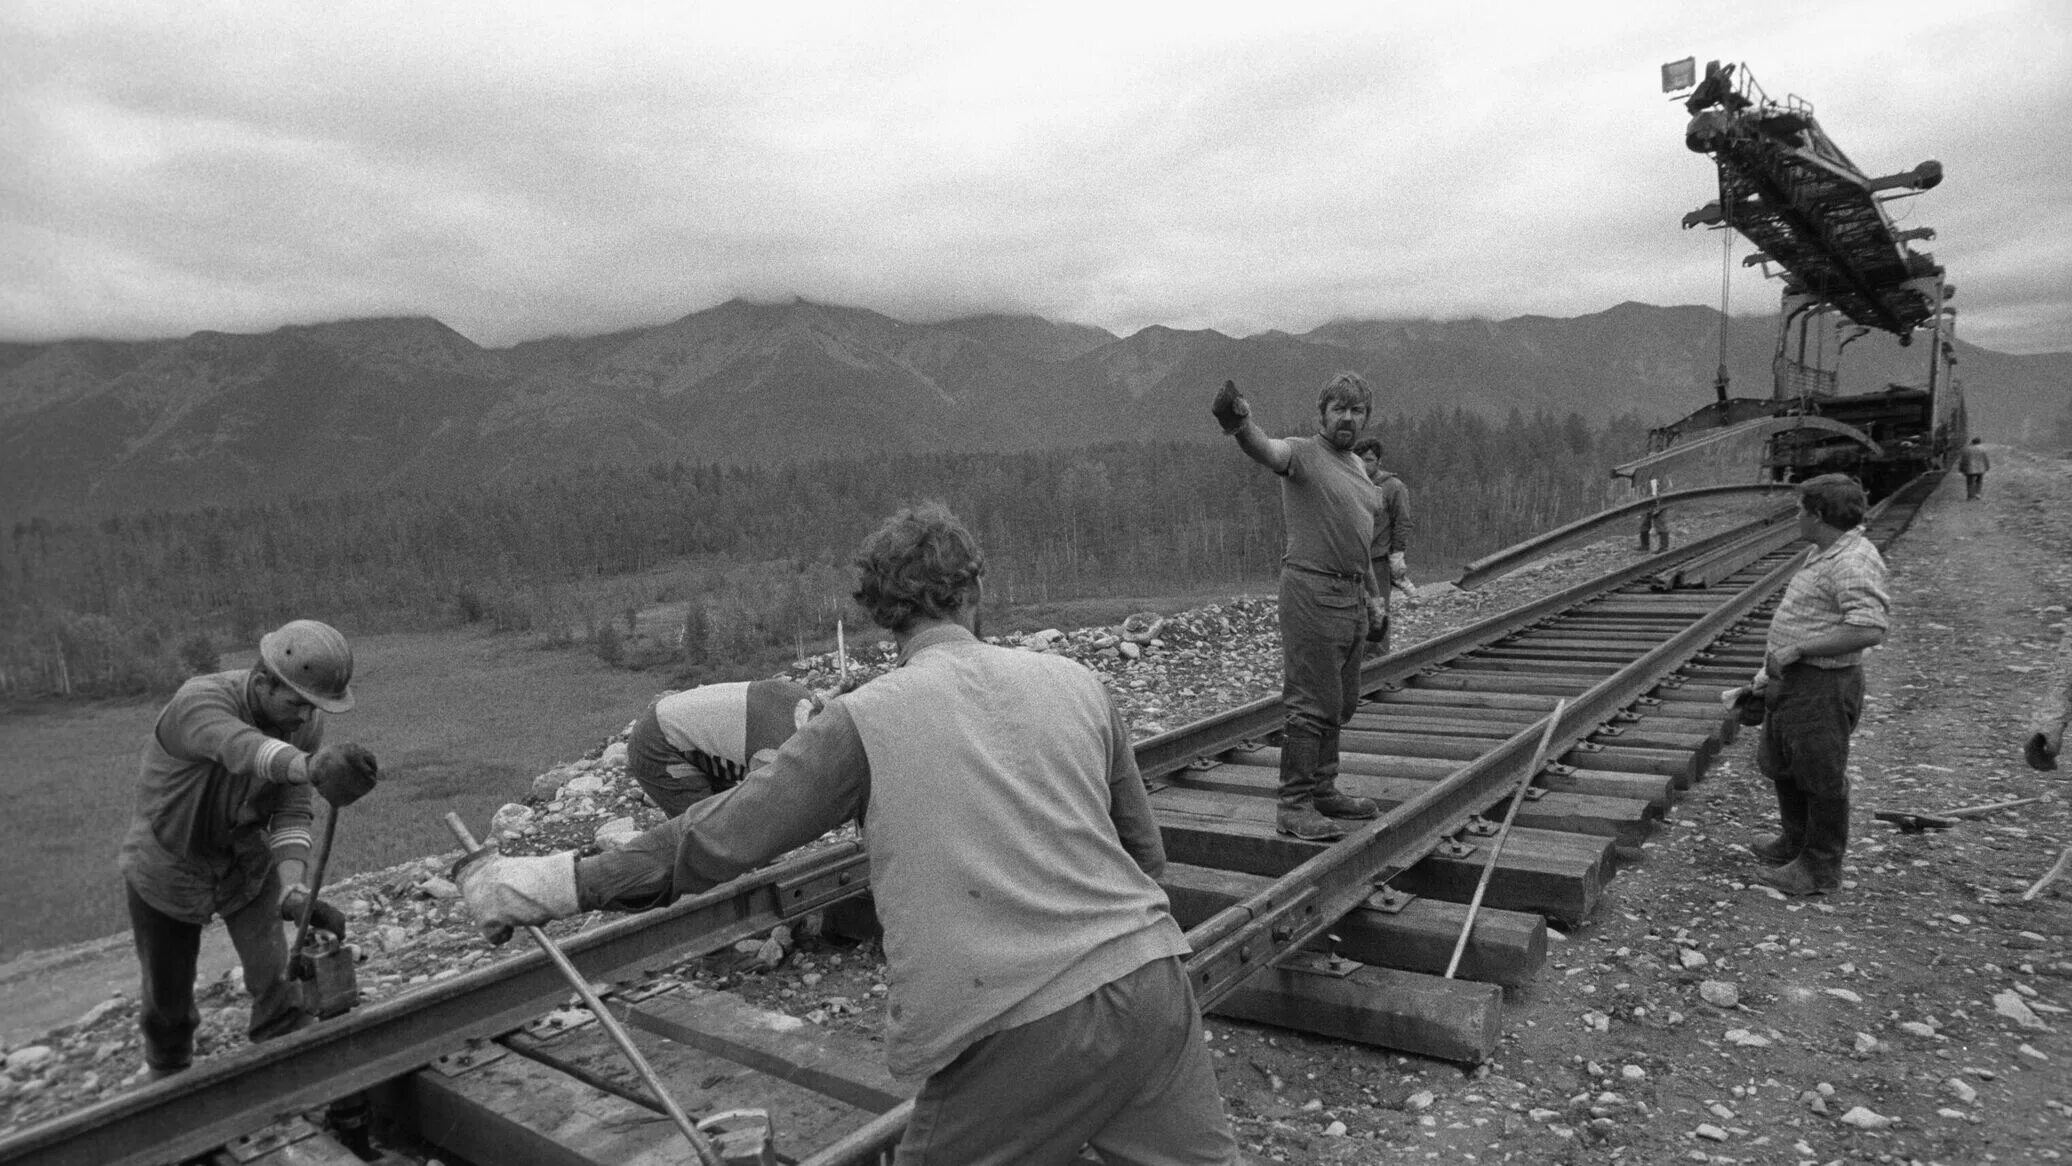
[1963,473,1984,499]
[126,880,306,1072]
[1278,568,1366,737]
[1757,663,1864,800]
[1757,664,1863,878]
[896,956,1238,1165]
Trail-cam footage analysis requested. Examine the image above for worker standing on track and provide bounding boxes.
[1353,436,1413,656]
[1958,437,1991,500]
[457,503,1240,1165]
[118,619,379,1081]
[1211,373,1385,841]
[624,680,823,816]
[1744,475,1890,896]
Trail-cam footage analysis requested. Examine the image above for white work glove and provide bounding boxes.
[453,845,580,944]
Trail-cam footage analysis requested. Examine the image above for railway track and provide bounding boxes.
[0,476,1938,1166]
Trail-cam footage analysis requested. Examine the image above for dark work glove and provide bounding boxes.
[310,743,378,807]
[280,886,348,940]
[1210,380,1251,434]
[2027,729,2061,772]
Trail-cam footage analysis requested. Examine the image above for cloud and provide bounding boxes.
[2,0,2067,353]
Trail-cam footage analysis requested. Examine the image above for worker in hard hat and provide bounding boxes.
[624,680,824,816]
[118,619,381,1082]
[459,504,1239,1164]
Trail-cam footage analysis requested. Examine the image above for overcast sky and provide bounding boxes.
[3,1,2068,355]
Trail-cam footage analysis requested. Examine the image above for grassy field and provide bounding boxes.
[0,627,680,959]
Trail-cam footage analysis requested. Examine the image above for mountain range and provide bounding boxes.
[1,298,2065,518]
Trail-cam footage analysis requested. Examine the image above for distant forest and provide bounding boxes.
[0,408,1655,699]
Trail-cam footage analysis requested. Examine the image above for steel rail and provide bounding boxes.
[0,842,869,1166]
[1453,483,1800,590]
[1135,504,1802,785]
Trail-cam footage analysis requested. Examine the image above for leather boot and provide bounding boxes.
[1276,730,1349,841]
[1760,795,1846,895]
[1750,780,1806,865]
[1312,724,1379,820]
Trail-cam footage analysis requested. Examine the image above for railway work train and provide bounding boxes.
[1619,58,1967,501]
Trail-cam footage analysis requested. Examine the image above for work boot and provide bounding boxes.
[1311,725,1379,820]
[1759,795,1846,895]
[1276,730,1350,842]
[1750,780,1806,865]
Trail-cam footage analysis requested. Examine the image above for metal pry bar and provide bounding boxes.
[443,812,726,1166]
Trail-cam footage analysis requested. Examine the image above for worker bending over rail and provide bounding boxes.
[624,679,822,816]
[1212,373,1388,840]
[1744,475,1890,896]
[460,503,1239,1165]
[118,620,380,1081]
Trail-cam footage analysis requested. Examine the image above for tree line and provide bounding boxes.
[0,408,1657,699]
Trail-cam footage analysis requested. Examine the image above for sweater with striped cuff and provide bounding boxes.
[119,670,320,924]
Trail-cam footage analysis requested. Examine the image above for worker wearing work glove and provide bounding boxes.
[1210,379,1250,434]
[309,742,379,807]
[452,842,581,940]
[117,618,367,1082]
[279,885,349,938]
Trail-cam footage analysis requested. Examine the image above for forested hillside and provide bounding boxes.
[0,409,1654,699]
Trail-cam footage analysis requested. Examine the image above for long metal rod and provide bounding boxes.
[1445,700,1566,979]
[441,814,724,1166]
[288,802,338,960]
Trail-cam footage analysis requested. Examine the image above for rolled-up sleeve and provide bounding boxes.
[578,702,871,911]
[1832,553,1891,631]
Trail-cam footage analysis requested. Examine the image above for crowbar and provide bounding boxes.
[444,813,727,1166]
[1444,699,1567,980]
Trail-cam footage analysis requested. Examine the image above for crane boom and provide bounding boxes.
[1678,60,1944,339]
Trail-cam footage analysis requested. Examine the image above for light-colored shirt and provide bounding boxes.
[581,624,1182,1081]
[625,679,815,793]
[1280,435,1382,578]
[1763,528,1891,669]
[118,671,318,923]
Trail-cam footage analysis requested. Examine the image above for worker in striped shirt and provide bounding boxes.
[117,620,380,1081]
[1746,475,1891,896]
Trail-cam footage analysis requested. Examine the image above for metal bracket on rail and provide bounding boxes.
[1567,742,1604,755]
[1631,696,1662,709]
[1365,886,1416,913]
[429,1041,509,1077]
[1656,676,1687,690]
[776,861,866,920]
[1435,837,1477,859]
[1593,724,1625,739]
[1521,786,1548,801]
[1188,885,1324,1005]
[1609,710,1642,724]
[523,1005,601,1039]
[1275,950,1363,979]
[219,1117,326,1164]
[1460,817,1500,837]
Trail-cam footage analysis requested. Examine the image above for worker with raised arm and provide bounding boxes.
[458,503,1239,1165]
[118,619,380,1081]
[624,679,823,816]
[1212,374,1386,841]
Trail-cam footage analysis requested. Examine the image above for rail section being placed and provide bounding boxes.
[0,474,1938,1166]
